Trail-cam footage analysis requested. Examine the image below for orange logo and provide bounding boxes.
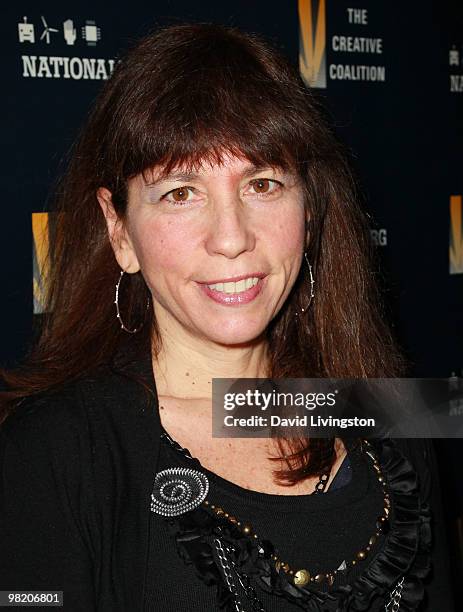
[298,0,327,88]
[450,195,463,274]
[32,212,50,313]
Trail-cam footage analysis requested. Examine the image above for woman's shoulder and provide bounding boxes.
[0,360,155,459]
[2,365,103,433]
[388,438,434,499]
[0,371,100,474]
[0,359,160,524]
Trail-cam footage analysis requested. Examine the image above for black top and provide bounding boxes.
[0,336,457,611]
[144,428,422,611]
[146,430,387,611]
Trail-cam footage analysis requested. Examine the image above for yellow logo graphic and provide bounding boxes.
[32,212,50,313]
[298,0,327,88]
[450,195,463,274]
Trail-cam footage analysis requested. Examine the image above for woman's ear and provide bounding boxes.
[96,187,140,273]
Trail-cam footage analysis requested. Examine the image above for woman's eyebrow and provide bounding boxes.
[241,164,281,178]
[144,165,283,187]
[144,172,196,187]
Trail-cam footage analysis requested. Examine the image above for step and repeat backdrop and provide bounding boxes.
[1,0,462,573]
[2,0,461,375]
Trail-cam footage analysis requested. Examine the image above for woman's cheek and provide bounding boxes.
[134,218,196,273]
[266,209,305,254]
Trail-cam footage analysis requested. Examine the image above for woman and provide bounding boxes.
[0,23,455,611]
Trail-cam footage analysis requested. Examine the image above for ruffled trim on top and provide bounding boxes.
[335,438,432,611]
[164,438,431,611]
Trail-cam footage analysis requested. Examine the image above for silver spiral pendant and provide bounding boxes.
[150,467,210,517]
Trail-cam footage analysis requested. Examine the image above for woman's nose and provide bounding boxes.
[204,195,256,259]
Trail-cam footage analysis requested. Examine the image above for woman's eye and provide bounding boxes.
[159,179,283,205]
[248,178,282,196]
[161,186,197,204]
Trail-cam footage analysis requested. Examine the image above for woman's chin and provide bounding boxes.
[196,320,268,346]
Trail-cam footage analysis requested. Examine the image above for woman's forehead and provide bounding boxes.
[140,151,291,185]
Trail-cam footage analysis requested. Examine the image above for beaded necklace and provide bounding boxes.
[155,432,390,589]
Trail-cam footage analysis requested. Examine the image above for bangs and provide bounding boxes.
[106,24,314,187]
[139,145,295,187]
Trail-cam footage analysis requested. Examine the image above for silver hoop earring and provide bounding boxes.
[295,252,315,318]
[114,269,150,334]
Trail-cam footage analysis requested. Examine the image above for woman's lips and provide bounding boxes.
[197,277,266,305]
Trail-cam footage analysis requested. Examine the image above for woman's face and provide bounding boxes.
[99,152,308,346]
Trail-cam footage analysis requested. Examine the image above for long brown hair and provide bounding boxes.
[0,22,408,484]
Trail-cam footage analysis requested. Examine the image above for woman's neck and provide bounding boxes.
[151,328,271,400]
